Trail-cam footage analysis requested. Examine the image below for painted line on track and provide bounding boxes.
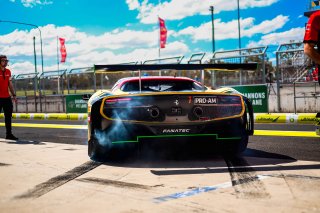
[153,175,269,203]
[0,123,318,137]
[254,130,319,138]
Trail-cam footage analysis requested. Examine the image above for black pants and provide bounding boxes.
[0,97,13,135]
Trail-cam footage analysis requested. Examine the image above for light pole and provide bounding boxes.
[209,6,216,89]
[0,20,44,75]
[209,6,215,53]
[237,0,241,50]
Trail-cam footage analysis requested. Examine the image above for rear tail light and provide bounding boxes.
[105,98,132,104]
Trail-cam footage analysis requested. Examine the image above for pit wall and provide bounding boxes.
[264,84,319,113]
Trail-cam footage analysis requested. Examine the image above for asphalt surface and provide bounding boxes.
[0,119,319,162]
[0,119,320,212]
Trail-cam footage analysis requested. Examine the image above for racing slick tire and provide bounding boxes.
[221,109,249,157]
[88,137,109,162]
[221,129,248,157]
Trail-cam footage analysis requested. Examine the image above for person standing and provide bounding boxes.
[303,10,320,85]
[0,55,18,140]
[304,10,320,136]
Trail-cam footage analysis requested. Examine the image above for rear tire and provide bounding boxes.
[222,130,248,157]
[222,111,249,156]
[88,137,108,162]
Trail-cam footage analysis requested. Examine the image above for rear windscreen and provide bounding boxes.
[121,80,205,92]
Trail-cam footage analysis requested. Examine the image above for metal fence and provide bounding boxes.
[276,42,311,84]
[67,67,96,93]
[13,73,38,113]
[210,46,268,88]
[10,43,319,113]
[275,42,318,112]
[293,81,320,113]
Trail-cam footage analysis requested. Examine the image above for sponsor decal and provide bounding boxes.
[33,114,45,119]
[256,116,280,122]
[162,129,191,133]
[194,97,217,104]
[299,117,316,122]
[174,100,179,106]
[19,114,31,119]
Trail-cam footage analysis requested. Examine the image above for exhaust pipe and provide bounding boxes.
[148,106,160,118]
[193,106,203,118]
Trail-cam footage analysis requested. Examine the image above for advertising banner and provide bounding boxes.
[231,84,268,113]
[66,94,88,113]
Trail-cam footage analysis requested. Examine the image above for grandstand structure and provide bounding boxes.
[275,1,319,84]
[275,42,312,84]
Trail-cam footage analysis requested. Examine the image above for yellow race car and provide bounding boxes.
[87,64,256,161]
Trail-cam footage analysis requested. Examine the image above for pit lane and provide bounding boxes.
[0,120,319,212]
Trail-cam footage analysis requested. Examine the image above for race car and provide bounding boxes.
[87,63,256,160]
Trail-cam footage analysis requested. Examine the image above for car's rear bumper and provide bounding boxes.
[90,117,246,145]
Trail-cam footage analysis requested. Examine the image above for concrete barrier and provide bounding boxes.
[1,113,319,124]
[254,113,319,124]
[0,113,87,121]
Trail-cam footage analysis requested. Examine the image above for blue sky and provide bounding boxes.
[0,0,315,74]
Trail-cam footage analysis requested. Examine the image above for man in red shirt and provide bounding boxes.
[303,10,320,85]
[304,10,320,136]
[0,55,18,140]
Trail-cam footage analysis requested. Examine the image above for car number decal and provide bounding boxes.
[194,97,218,104]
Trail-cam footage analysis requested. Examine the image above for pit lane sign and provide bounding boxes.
[231,84,268,113]
[66,94,89,113]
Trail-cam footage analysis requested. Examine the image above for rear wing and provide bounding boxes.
[94,63,257,72]
[94,63,258,92]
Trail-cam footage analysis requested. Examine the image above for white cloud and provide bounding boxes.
[1,24,188,74]
[8,61,36,75]
[177,15,288,41]
[247,27,305,47]
[242,15,289,37]
[10,0,53,8]
[126,0,279,24]
[126,0,140,10]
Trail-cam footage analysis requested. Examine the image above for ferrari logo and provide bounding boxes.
[174,100,179,106]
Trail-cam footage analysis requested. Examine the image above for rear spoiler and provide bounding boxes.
[94,63,258,93]
[94,63,257,72]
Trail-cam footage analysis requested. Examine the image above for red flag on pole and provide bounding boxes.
[158,17,167,48]
[59,37,67,63]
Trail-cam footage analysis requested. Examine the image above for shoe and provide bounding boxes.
[6,134,18,140]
